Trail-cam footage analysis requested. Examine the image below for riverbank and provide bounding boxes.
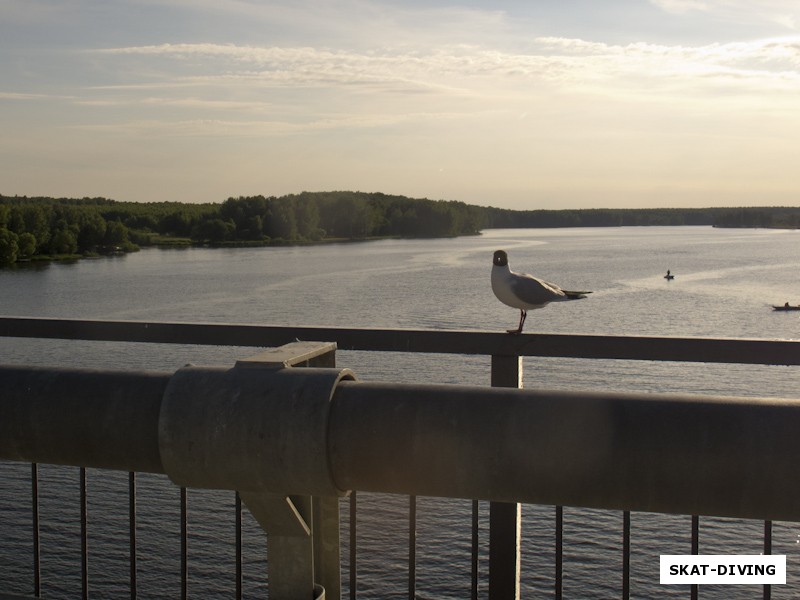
[4,192,799,267]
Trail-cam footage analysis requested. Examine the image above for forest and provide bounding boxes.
[0,192,485,266]
[1,192,798,266]
[483,206,800,228]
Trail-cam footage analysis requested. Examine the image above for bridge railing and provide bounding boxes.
[1,316,799,600]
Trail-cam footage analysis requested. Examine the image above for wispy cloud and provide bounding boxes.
[68,109,481,139]
[536,35,800,79]
[92,36,800,103]
[650,0,800,30]
[649,0,711,15]
[15,33,798,130]
[0,92,66,101]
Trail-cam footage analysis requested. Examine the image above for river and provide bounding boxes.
[1,226,799,598]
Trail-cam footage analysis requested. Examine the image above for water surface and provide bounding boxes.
[1,227,799,598]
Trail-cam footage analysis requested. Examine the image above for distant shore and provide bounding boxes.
[2,192,799,266]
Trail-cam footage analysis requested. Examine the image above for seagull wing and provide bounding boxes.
[509,272,568,307]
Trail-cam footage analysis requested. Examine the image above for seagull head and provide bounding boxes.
[493,250,508,267]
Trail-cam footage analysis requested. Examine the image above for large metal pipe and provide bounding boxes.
[159,365,355,496]
[3,364,800,522]
[0,365,168,474]
[329,381,800,521]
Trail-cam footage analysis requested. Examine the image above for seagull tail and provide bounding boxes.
[563,290,591,300]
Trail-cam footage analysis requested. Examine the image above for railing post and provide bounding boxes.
[31,463,40,597]
[235,342,343,600]
[129,471,137,600]
[180,486,188,600]
[349,492,357,600]
[764,520,772,600]
[691,515,699,600]
[306,348,343,600]
[235,492,243,600]
[409,495,417,599]
[489,355,522,600]
[81,467,88,600]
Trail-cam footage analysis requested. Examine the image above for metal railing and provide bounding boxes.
[1,316,800,600]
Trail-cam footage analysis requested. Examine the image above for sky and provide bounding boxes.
[2,0,800,210]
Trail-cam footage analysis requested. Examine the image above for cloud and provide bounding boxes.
[67,109,480,139]
[96,35,800,87]
[650,0,800,30]
[93,43,527,103]
[0,92,62,101]
[5,21,775,157]
[649,0,710,14]
[533,36,800,91]
[69,33,800,143]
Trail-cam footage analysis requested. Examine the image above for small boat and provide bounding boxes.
[772,304,800,311]
[664,270,674,280]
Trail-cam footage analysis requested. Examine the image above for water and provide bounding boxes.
[1,226,799,598]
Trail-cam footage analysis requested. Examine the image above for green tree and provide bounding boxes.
[241,215,264,240]
[0,228,19,265]
[220,198,246,230]
[193,218,235,243]
[265,197,298,240]
[23,205,51,250]
[7,207,26,235]
[219,196,269,239]
[294,195,321,240]
[124,214,159,231]
[321,195,374,238]
[159,211,194,236]
[103,220,129,247]
[17,232,37,259]
[78,213,107,252]
[49,229,78,255]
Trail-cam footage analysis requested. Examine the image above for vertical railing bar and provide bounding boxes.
[80,467,88,600]
[471,499,479,600]
[31,463,41,598]
[622,511,631,600]
[555,505,563,600]
[181,487,188,600]
[763,520,772,600]
[235,492,242,600]
[409,495,417,599]
[489,354,522,600]
[350,491,357,600]
[129,472,137,600]
[690,515,699,600]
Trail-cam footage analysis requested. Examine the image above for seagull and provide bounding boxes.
[491,249,591,334]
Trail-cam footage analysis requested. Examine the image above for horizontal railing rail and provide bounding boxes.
[1,316,799,365]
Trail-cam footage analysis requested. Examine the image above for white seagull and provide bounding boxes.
[491,249,591,334]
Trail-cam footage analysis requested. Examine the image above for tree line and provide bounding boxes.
[2,192,798,266]
[200,192,486,243]
[0,196,147,266]
[0,192,485,265]
[484,206,800,228]
[711,207,800,229]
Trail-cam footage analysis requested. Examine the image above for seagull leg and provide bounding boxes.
[508,309,527,334]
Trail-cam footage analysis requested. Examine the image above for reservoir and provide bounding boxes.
[1,226,799,598]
